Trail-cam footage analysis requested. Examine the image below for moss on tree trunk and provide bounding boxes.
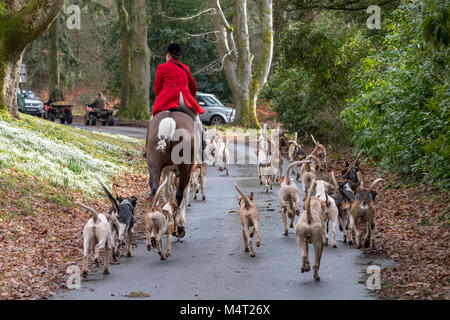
[210,0,273,129]
[118,0,150,120]
[48,16,60,96]
[116,0,131,116]
[0,1,63,117]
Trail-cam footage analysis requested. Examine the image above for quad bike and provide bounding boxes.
[84,105,115,126]
[43,101,73,124]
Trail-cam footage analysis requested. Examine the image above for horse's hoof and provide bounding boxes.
[332,244,337,248]
[127,252,132,257]
[250,253,255,257]
[146,245,151,251]
[244,248,249,252]
[283,231,289,236]
[82,271,88,278]
[103,269,110,275]
[94,258,99,265]
[202,196,205,201]
[256,241,261,247]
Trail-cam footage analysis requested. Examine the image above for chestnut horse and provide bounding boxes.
[146,110,197,238]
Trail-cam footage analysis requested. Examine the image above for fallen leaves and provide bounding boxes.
[126,291,150,298]
[0,171,150,300]
[323,149,450,300]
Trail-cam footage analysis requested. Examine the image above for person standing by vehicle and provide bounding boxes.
[47,84,64,104]
[89,92,109,110]
[152,43,205,161]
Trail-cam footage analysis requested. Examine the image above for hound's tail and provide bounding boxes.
[156,118,176,153]
[331,171,338,187]
[305,180,316,225]
[150,177,169,211]
[306,154,319,168]
[353,150,364,167]
[361,178,385,202]
[285,160,309,183]
[76,202,99,222]
[234,184,251,209]
[288,140,299,147]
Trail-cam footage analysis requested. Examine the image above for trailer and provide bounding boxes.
[84,106,114,126]
[44,101,73,124]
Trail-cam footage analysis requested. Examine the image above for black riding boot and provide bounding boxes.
[201,130,206,162]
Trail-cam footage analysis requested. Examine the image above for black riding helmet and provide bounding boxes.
[166,43,181,59]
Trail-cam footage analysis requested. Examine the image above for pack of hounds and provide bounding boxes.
[77,125,385,282]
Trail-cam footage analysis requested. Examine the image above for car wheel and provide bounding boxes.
[65,111,73,124]
[210,115,225,126]
[60,116,66,124]
[90,113,97,126]
[107,114,114,126]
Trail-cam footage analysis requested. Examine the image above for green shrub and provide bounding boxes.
[341,1,450,187]
[262,16,370,145]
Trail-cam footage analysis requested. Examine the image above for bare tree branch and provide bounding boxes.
[193,49,236,75]
[159,8,216,21]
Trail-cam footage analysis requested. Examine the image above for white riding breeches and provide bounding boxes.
[179,93,203,163]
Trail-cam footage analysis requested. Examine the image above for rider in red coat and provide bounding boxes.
[153,43,205,117]
[153,43,205,161]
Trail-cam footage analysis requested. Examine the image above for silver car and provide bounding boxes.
[196,92,234,125]
[17,88,44,117]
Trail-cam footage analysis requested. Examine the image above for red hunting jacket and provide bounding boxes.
[153,59,205,116]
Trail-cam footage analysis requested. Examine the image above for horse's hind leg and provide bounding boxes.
[175,165,192,238]
[149,169,161,200]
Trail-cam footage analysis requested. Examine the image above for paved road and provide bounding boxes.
[54,129,384,299]
[69,122,148,139]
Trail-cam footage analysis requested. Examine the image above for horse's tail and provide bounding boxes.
[156,118,176,153]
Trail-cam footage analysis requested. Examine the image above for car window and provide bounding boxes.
[196,96,209,107]
[201,95,222,106]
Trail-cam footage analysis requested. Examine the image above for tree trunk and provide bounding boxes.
[270,0,284,75]
[235,0,254,127]
[248,0,273,126]
[116,0,131,115]
[0,53,24,117]
[48,16,60,96]
[121,0,150,120]
[209,0,241,112]
[210,0,273,129]
[0,1,63,117]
